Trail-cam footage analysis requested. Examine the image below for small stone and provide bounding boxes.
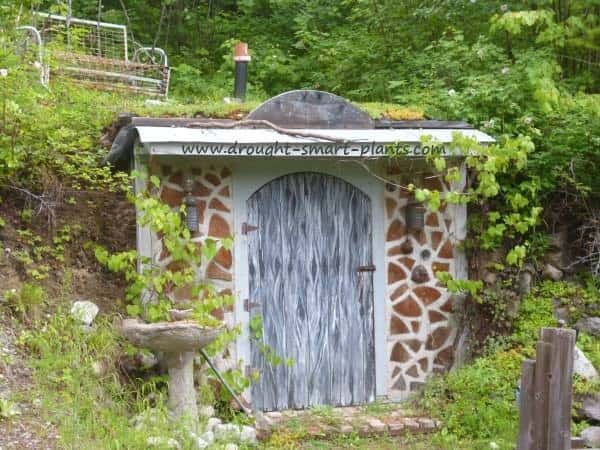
[91,360,107,376]
[553,306,569,322]
[581,394,600,421]
[518,270,532,295]
[131,409,161,430]
[224,444,238,450]
[418,418,436,429]
[411,265,429,284]
[581,427,600,448]
[366,418,386,433]
[413,286,441,305]
[357,424,372,437]
[400,240,413,254]
[403,418,420,430]
[146,437,181,449]
[214,423,241,440]
[340,424,354,433]
[393,296,421,317]
[575,317,600,337]
[198,405,215,418]
[240,425,257,444]
[542,264,563,281]
[198,431,214,445]
[387,219,406,241]
[574,346,599,381]
[206,417,222,432]
[70,301,99,325]
[254,411,273,430]
[387,421,405,436]
[140,352,159,369]
[482,271,497,286]
[194,437,208,449]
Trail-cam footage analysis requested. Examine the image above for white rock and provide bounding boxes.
[542,264,563,281]
[206,417,222,432]
[240,425,257,444]
[253,411,273,429]
[70,301,99,325]
[140,352,159,369]
[574,346,599,381]
[581,393,600,421]
[199,431,214,445]
[194,437,209,449]
[91,360,107,376]
[576,317,600,337]
[131,409,161,430]
[146,437,181,449]
[581,427,600,448]
[214,423,241,440]
[198,405,215,417]
[224,444,238,450]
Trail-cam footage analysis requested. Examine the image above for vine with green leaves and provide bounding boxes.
[94,172,243,375]
[388,132,541,299]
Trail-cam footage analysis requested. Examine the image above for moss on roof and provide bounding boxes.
[132,99,426,121]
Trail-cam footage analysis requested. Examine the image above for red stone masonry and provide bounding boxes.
[385,179,458,397]
[153,164,236,370]
[156,165,233,291]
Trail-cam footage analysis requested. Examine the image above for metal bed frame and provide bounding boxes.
[17,12,170,97]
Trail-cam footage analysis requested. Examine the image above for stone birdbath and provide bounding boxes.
[121,318,222,421]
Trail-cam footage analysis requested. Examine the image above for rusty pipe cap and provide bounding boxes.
[233,42,251,62]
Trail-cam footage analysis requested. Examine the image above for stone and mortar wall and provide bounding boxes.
[151,163,237,368]
[143,161,466,401]
[385,177,464,398]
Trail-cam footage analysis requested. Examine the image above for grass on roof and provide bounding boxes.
[63,81,428,121]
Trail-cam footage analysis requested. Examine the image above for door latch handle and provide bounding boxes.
[357,264,376,272]
[243,299,260,311]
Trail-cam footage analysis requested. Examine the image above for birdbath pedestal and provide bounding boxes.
[121,319,222,421]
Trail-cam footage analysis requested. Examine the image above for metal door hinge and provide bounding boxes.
[357,264,376,272]
[241,222,258,235]
[243,298,260,311]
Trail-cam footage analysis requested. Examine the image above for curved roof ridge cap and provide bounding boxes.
[247,90,374,129]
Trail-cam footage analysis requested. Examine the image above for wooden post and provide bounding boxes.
[517,359,535,450]
[516,327,576,450]
[532,340,552,450]
[542,328,576,450]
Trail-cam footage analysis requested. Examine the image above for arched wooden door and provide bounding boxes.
[247,172,375,411]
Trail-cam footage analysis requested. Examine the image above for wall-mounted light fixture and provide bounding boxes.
[406,199,426,231]
[183,176,198,233]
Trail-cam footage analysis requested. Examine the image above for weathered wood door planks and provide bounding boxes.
[248,172,375,411]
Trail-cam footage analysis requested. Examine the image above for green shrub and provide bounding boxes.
[4,282,45,322]
[418,281,584,447]
[421,349,522,444]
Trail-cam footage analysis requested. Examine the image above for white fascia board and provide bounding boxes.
[136,127,494,158]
